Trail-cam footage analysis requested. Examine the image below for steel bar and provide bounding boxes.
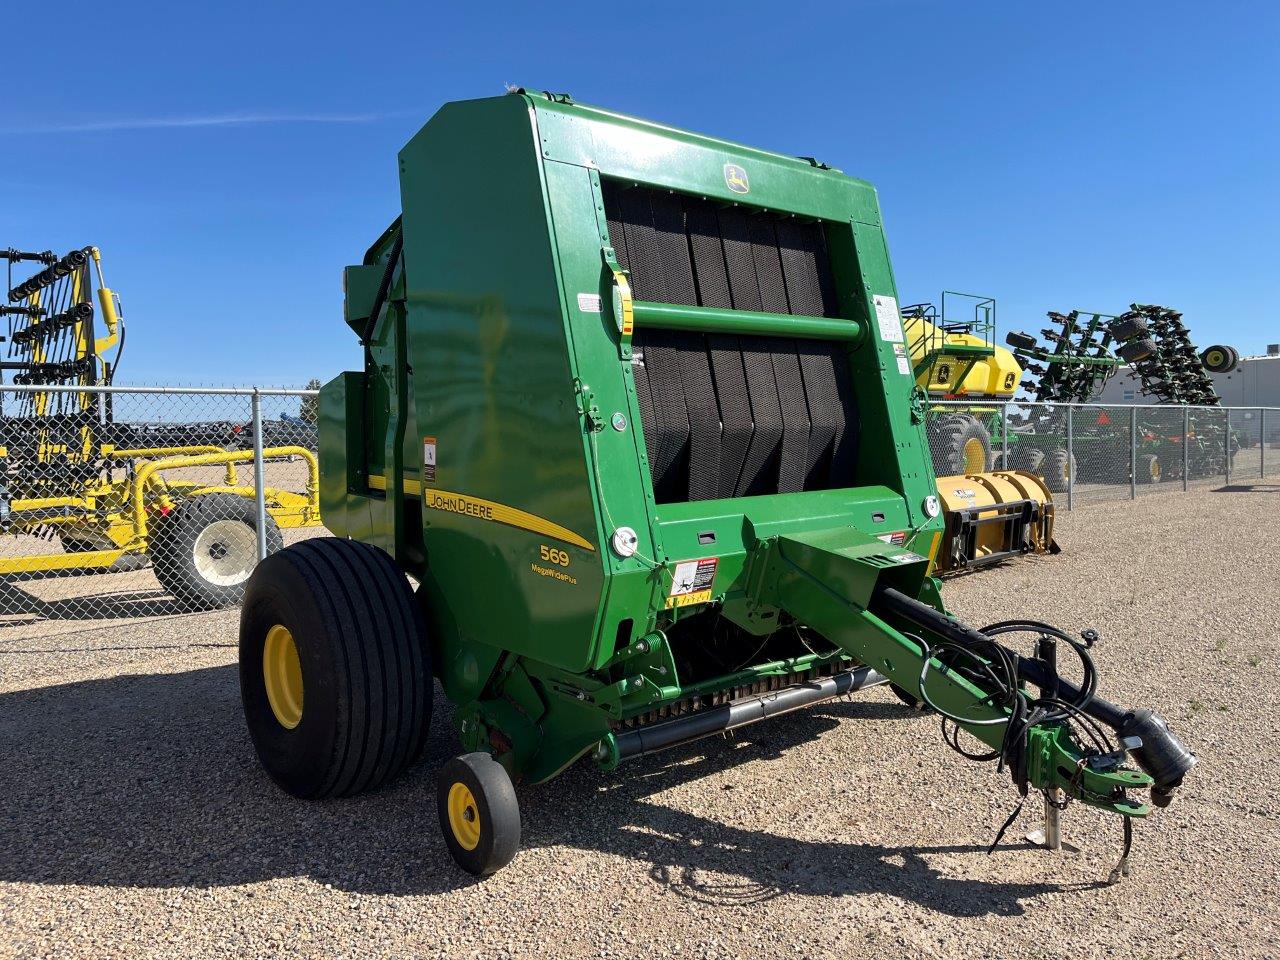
[613,666,884,761]
[1184,406,1190,492]
[1130,406,1138,500]
[251,390,269,561]
[1066,405,1074,511]
[631,301,863,342]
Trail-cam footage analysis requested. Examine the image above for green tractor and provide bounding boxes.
[238,91,1194,877]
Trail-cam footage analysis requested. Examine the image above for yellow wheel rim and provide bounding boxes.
[1205,349,1225,367]
[447,782,482,851]
[263,624,303,730]
[962,437,987,474]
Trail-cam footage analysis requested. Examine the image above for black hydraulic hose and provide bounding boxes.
[873,587,1196,803]
[360,231,404,347]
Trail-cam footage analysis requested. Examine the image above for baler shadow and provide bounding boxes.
[0,665,1092,915]
[1211,483,1280,494]
[0,580,188,623]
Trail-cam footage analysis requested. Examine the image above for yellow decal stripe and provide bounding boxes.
[923,530,943,576]
[367,474,595,552]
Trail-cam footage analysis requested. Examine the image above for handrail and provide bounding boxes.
[130,445,319,542]
[631,301,862,342]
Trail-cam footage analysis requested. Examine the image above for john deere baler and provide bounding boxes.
[239,89,1193,877]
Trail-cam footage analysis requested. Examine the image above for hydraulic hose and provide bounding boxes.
[872,587,1196,804]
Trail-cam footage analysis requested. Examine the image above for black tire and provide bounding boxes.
[1042,447,1075,492]
[1109,316,1148,342]
[1005,331,1037,351]
[1009,445,1046,473]
[1137,453,1161,484]
[239,537,432,799]
[437,753,521,877]
[150,493,282,610]
[930,414,992,476]
[1117,338,1157,363]
[1200,344,1237,374]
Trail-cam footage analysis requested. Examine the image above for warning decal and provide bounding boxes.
[873,294,903,343]
[423,436,437,483]
[665,557,718,609]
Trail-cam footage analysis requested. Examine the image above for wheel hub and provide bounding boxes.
[447,782,482,851]
[263,624,304,729]
[192,519,257,586]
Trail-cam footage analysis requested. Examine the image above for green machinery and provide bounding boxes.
[1007,306,1239,484]
[238,91,1195,877]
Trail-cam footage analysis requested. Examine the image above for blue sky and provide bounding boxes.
[3,1,1276,385]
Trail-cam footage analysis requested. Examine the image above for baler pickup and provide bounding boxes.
[238,88,1194,878]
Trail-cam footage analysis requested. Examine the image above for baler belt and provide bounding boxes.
[601,181,857,503]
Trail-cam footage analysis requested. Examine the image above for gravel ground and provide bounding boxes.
[1,484,1277,959]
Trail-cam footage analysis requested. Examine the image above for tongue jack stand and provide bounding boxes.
[1024,633,1080,852]
[1026,787,1080,852]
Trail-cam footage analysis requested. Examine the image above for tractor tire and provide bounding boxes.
[930,414,992,476]
[437,752,521,877]
[1117,338,1157,363]
[239,537,432,799]
[1042,447,1075,492]
[1009,446,1046,473]
[1109,316,1148,342]
[1136,453,1161,484]
[1005,331,1037,351]
[150,493,282,610]
[1200,344,1237,374]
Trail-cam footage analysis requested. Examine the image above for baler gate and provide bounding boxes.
[603,182,858,503]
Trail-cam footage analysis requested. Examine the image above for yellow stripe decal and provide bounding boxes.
[367,474,595,551]
[923,530,943,576]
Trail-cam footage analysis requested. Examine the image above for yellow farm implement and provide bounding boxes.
[2,245,319,609]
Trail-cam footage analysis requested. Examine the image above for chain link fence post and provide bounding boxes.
[1262,408,1268,478]
[1066,404,1074,511]
[1001,402,1009,469]
[1129,405,1139,499]
[1183,405,1190,493]
[251,388,269,561]
[1225,406,1232,486]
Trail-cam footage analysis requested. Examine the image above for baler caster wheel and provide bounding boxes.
[438,753,521,877]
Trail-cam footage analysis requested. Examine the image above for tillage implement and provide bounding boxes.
[238,91,1195,877]
[1,246,318,606]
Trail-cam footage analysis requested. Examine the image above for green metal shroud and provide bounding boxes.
[318,90,1189,818]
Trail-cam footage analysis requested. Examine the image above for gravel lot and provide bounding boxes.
[1,484,1277,959]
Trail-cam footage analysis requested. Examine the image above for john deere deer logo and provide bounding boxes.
[724,163,749,194]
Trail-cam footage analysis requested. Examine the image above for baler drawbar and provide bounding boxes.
[238,88,1193,878]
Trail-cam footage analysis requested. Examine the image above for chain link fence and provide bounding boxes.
[0,385,320,635]
[925,400,1277,509]
[3,385,1274,638]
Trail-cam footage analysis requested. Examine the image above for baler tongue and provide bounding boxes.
[749,526,1194,836]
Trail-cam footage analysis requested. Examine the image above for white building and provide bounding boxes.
[1094,349,1279,442]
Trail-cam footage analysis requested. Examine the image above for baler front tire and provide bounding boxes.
[238,537,432,799]
[437,753,521,877]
